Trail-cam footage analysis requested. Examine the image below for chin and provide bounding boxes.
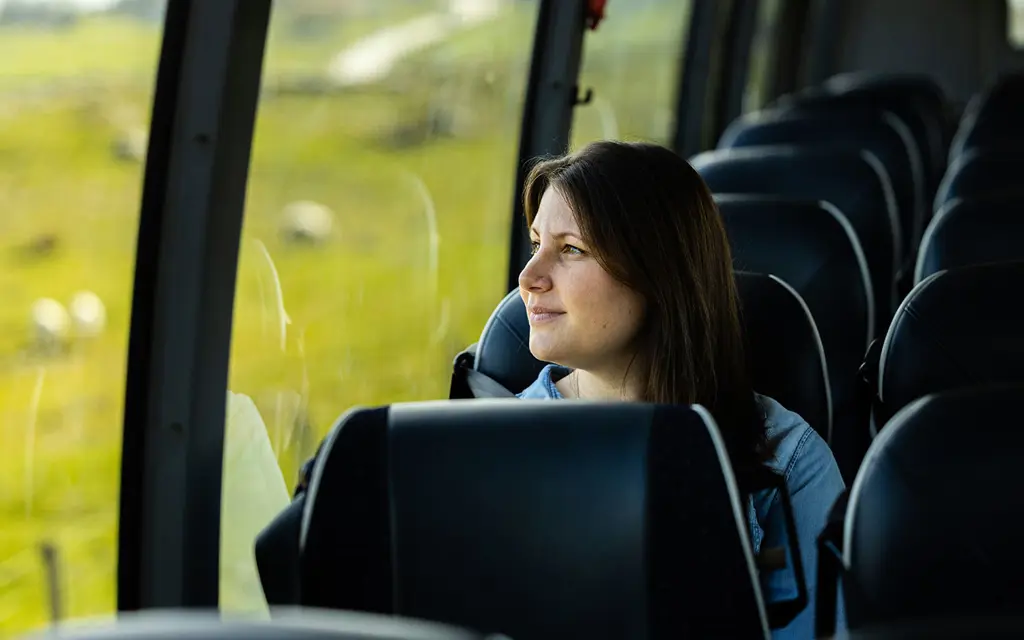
[527,337,563,365]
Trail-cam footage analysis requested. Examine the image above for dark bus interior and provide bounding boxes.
[2,0,1024,638]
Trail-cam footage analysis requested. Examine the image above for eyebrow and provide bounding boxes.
[529,227,582,240]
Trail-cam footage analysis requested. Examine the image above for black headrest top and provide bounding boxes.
[718,109,922,252]
[878,260,1024,422]
[915,195,1024,284]
[691,145,900,316]
[934,149,1024,209]
[299,400,769,639]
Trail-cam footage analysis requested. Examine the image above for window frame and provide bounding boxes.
[118,0,271,610]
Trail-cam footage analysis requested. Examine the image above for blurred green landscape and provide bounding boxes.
[0,0,687,634]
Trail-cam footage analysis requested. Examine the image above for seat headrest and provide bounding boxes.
[822,71,947,108]
[718,109,922,252]
[734,271,831,441]
[845,384,1024,631]
[959,73,1024,128]
[474,290,543,395]
[915,195,1024,284]
[474,273,831,439]
[299,400,770,638]
[877,261,1024,423]
[691,145,900,317]
[715,194,874,349]
[934,149,1024,209]
[950,73,1024,159]
[720,108,915,168]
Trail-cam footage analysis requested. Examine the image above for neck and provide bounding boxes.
[557,365,643,401]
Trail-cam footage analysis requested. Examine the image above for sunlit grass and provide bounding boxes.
[0,2,684,635]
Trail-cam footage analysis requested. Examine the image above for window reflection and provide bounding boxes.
[220,0,540,611]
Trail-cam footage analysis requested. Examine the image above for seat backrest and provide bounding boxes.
[734,271,831,441]
[16,610,494,640]
[821,72,950,186]
[690,146,901,324]
[716,195,873,480]
[934,149,1024,209]
[843,385,1024,631]
[876,261,1024,423]
[915,195,1024,283]
[950,72,1024,160]
[298,400,771,639]
[719,108,924,252]
[474,272,831,441]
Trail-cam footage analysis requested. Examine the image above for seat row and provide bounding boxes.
[689,71,1024,480]
[250,251,1024,638]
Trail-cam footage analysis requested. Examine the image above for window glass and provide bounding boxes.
[219,0,540,612]
[0,1,164,634]
[571,0,692,148]
[1009,0,1024,47]
[743,0,782,112]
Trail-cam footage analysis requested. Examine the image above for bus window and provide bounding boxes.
[743,0,782,113]
[1009,0,1024,47]
[570,0,691,148]
[219,0,540,612]
[0,2,163,635]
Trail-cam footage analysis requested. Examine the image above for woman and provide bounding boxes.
[516,140,844,639]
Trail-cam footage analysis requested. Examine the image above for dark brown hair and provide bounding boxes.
[523,140,771,479]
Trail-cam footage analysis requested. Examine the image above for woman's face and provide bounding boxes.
[518,187,646,372]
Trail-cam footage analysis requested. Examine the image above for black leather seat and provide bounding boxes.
[469,272,831,441]
[298,400,775,638]
[716,195,873,481]
[15,610,495,640]
[720,107,925,253]
[690,146,901,326]
[950,72,1024,160]
[820,72,951,185]
[873,261,1024,424]
[840,385,1024,631]
[934,149,1024,209]
[915,196,1024,283]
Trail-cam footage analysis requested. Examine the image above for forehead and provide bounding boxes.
[533,187,579,232]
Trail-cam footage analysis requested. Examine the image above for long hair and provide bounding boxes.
[523,140,771,480]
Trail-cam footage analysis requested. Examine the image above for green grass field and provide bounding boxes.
[0,2,687,634]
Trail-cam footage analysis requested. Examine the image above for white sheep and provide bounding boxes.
[30,298,70,354]
[280,200,334,245]
[112,126,148,162]
[69,290,107,339]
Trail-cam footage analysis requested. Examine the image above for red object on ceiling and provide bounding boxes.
[586,0,607,30]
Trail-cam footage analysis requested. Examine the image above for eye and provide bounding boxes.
[529,240,540,255]
[563,244,585,256]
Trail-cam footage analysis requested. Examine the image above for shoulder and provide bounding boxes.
[516,364,571,399]
[758,393,838,485]
[752,393,844,530]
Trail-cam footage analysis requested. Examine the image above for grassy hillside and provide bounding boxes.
[0,1,686,634]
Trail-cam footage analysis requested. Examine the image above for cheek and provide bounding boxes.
[572,271,643,336]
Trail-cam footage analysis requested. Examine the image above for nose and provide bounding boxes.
[518,250,552,293]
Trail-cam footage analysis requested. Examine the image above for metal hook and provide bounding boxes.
[573,86,594,106]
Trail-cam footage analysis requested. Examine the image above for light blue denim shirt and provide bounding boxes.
[518,364,846,639]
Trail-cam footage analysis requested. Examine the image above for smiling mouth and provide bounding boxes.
[528,310,565,324]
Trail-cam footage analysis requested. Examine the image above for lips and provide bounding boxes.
[527,305,565,324]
